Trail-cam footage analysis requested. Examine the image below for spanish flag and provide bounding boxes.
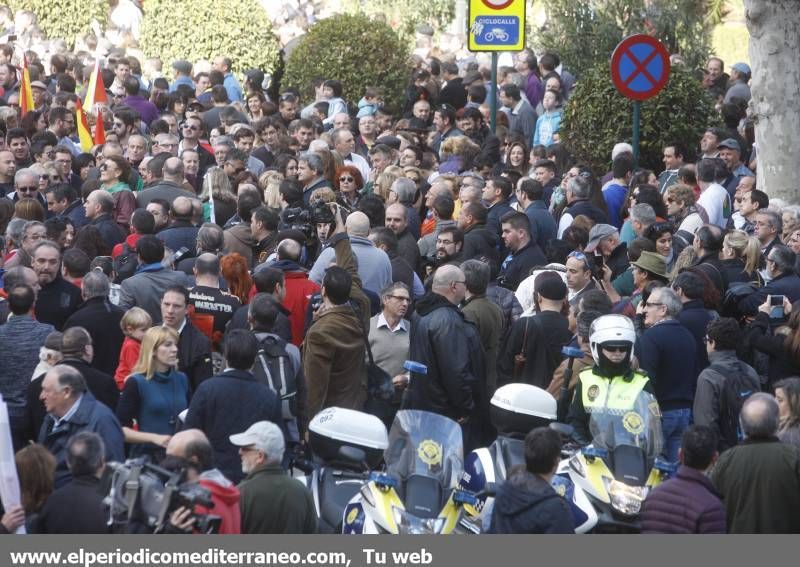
[84,60,108,109]
[19,55,34,116]
[75,99,94,152]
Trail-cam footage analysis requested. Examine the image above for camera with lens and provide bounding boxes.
[105,459,221,534]
[281,206,314,240]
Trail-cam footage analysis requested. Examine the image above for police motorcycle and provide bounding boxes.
[341,410,485,534]
[457,383,598,534]
[560,315,674,533]
[293,407,390,533]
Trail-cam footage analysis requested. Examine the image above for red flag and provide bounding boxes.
[84,60,108,109]
[94,111,106,145]
[19,56,35,116]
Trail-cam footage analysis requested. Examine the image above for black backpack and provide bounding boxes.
[253,334,297,421]
[713,362,757,450]
[113,242,139,283]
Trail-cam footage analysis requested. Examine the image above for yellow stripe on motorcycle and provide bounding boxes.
[370,483,404,534]
[645,467,666,489]
[439,494,462,534]
[580,454,612,504]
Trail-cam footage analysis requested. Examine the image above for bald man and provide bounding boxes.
[308,211,392,294]
[255,238,320,347]
[405,264,485,448]
[189,253,241,335]
[156,195,200,256]
[135,156,194,208]
[166,429,242,534]
[385,202,420,269]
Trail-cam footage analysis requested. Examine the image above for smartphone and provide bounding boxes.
[769,294,785,318]
[592,254,605,280]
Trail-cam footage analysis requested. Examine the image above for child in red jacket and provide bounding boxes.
[114,307,152,390]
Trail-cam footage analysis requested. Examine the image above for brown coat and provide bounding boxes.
[224,223,256,268]
[301,234,368,422]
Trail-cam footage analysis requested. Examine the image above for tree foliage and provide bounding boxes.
[560,64,718,174]
[140,0,280,78]
[4,0,107,45]
[341,0,455,43]
[282,13,411,113]
[535,0,716,79]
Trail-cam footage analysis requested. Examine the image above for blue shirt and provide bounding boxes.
[223,72,242,102]
[603,182,628,229]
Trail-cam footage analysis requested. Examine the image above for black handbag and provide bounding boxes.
[362,328,395,402]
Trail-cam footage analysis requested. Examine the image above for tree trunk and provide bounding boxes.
[745,0,800,202]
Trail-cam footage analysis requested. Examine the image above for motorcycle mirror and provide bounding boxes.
[338,446,367,465]
[561,346,584,359]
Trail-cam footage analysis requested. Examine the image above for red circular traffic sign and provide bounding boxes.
[481,0,515,9]
[610,34,671,101]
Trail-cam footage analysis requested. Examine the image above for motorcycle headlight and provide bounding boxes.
[603,479,647,516]
[391,507,446,535]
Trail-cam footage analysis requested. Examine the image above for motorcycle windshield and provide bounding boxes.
[384,410,463,489]
[588,390,663,461]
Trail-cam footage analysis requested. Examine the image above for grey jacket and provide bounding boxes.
[118,266,191,324]
[693,349,760,446]
[309,235,392,295]
[0,315,54,417]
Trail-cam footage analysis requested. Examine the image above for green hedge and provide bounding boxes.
[282,13,411,114]
[140,0,280,78]
[4,0,107,45]
[560,64,718,174]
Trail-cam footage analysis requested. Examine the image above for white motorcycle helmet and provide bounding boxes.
[490,383,558,437]
[589,314,636,374]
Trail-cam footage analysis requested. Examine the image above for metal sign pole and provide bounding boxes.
[490,52,498,134]
[632,100,640,163]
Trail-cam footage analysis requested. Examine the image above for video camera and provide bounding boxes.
[282,203,337,240]
[105,459,221,534]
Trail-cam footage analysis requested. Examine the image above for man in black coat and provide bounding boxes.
[458,202,500,268]
[32,241,82,330]
[225,269,292,344]
[38,432,110,533]
[63,271,125,376]
[498,212,547,291]
[405,265,487,449]
[161,285,213,391]
[184,330,283,484]
[156,195,200,257]
[56,327,119,411]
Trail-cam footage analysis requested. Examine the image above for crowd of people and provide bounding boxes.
[0,6,797,535]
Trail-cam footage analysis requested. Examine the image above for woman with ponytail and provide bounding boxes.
[720,230,763,286]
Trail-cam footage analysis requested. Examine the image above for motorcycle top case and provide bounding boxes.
[308,407,389,468]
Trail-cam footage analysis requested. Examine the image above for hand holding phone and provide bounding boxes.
[769,294,785,319]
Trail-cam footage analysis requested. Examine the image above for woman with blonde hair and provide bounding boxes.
[719,229,762,286]
[116,326,188,458]
[373,165,404,201]
[200,166,237,226]
[258,170,284,211]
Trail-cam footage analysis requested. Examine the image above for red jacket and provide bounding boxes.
[114,336,141,389]
[281,267,320,347]
[112,233,142,259]
[197,475,241,534]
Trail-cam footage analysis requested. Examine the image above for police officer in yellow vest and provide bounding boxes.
[567,314,657,446]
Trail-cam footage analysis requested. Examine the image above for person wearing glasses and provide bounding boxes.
[405,264,486,448]
[567,314,657,447]
[368,282,412,398]
[636,286,697,463]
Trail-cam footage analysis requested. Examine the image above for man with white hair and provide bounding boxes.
[308,211,391,294]
[405,264,487,449]
[230,421,316,534]
[331,127,370,181]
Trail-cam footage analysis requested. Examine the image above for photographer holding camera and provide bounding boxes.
[163,429,242,534]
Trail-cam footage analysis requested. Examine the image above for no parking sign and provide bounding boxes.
[611,34,671,101]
